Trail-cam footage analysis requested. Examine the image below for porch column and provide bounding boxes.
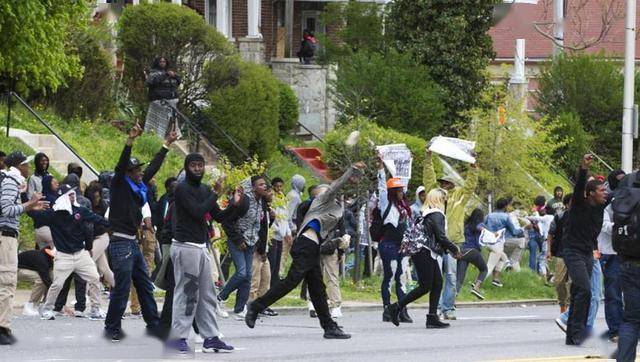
[247,0,261,38]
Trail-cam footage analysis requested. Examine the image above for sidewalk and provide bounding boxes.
[11,289,556,314]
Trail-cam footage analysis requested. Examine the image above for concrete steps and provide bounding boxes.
[3,127,98,184]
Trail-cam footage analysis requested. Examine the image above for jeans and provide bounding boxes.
[438,253,457,313]
[564,249,593,345]
[378,240,405,306]
[601,254,623,338]
[267,239,283,288]
[218,241,255,313]
[252,236,336,330]
[528,235,540,272]
[456,248,488,291]
[104,238,160,334]
[617,261,640,362]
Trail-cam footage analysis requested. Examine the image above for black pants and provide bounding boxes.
[398,249,442,315]
[252,236,336,330]
[268,238,283,288]
[564,248,593,344]
[456,248,488,291]
[159,257,199,334]
[55,273,87,312]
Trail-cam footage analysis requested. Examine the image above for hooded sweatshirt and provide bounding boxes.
[236,177,264,247]
[411,186,425,220]
[173,153,233,244]
[27,153,49,199]
[287,174,305,233]
[0,167,27,232]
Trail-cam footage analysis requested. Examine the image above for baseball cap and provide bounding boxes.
[4,151,33,168]
[437,175,457,185]
[126,157,145,171]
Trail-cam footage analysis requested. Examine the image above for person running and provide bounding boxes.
[245,162,367,339]
[103,123,177,342]
[32,188,109,321]
[457,208,488,300]
[563,154,607,346]
[376,157,413,323]
[0,151,48,345]
[166,153,237,354]
[423,147,478,320]
[387,188,461,329]
[17,247,54,316]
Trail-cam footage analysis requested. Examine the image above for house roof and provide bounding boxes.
[489,0,638,59]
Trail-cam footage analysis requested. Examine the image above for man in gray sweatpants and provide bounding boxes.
[167,153,239,354]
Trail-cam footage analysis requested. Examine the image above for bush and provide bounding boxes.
[323,117,430,193]
[332,50,446,138]
[543,112,594,177]
[201,58,281,162]
[277,82,299,137]
[49,19,116,120]
[118,3,234,113]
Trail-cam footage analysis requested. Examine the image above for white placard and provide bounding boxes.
[377,144,412,183]
[428,136,476,164]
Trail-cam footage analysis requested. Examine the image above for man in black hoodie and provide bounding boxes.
[27,153,49,199]
[103,123,177,342]
[167,153,236,354]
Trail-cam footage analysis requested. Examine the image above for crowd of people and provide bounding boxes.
[2,123,640,360]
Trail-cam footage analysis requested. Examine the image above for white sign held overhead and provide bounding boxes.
[376,144,413,182]
[428,136,477,164]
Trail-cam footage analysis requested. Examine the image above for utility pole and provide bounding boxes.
[622,0,636,172]
[553,0,564,56]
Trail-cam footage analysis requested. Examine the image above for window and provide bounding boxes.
[205,0,216,26]
[301,11,324,35]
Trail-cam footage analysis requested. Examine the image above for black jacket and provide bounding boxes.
[256,201,275,255]
[220,195,250,246]
[423,212,459,256]
[29,206,109,254]
[109,144,168,237]
[18,249,53,287]
[146,69,181,101]
[563,168,605,255]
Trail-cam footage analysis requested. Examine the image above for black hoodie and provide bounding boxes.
[173,153,234,244]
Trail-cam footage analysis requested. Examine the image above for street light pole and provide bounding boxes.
[622,0,636,173]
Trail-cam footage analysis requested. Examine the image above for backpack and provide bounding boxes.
[369,204,392,243]
[612,173,640,257]
[0,173,20,217]
[400,215,436,256]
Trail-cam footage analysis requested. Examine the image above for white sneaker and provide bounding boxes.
[194,334,204,344]
[330,307,343,319]
[74,310,86,318]
[234,306,247,321]
[555,318,567,333]
[22,302,39,316]
[89,309,106,320]
[41,310,55,320]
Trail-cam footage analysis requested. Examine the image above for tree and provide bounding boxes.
[118,3,234,112]
[277,82,299,137]
[386,0,497,127]
[542,112,594,177]
[0,1,88,94]
[332,50,446,138]
[536,52,624,166]
[202,57,281,162]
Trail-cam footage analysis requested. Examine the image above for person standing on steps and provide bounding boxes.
[376,156,413,324]
[0,151,49,345]
[166,153,238,354]
[423,146,478,321]
[145,56,181,138]
[245,162,367,339]
[563,154,607,346]
[387,188,461,329]
[103,122,177,342]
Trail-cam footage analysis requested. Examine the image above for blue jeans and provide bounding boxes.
[528,235,540,272]
[438,253,457,313]
[378,240,405,306]
[104,238,160,333]
[560,256,600,331]
[219,241,254,313]
[617,261,640,361]
[601,254,623,338]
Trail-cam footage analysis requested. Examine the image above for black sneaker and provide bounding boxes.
[399,307,413,323]
[264,307,278,316]
[309,310,317,318]
[104,329,125,342]
[202,337,234,353]
[0,329,16,345]
[245,303,259,329]
[386,303,400,326]
[491,280,504,288]
[323,325,351,339]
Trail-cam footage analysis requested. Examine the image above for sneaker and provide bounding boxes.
[22,302,39,316]
[41,310,55,320]
[427,314,450,329]
[262,307,279,316]
[555,318,567,333]
[234,307,247,321]
[330,307,343,319]
[89,309,106,321]
[74,310,86,318]
[443,311,457,320]
[323,325,351,339]
[103,329,125,342]
[166,338,190,354]
[215,305,229,318]
[309,310,317,318]
[0,329,17,345]
[386,303,400,326]
[491,280,504,288]
[470,287,485,300]
[202,336,234,353]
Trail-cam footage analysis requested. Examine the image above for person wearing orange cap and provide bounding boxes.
[376,157,413,324]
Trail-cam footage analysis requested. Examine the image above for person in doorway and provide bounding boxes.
[245,162,367,339]
[297,29,318,64]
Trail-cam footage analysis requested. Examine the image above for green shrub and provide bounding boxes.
[543,112,594,177]
[201,58,280,162]
[332,50,446,138]
[277,82,299,137]
[49,19,116,121]
[118,3,234,113]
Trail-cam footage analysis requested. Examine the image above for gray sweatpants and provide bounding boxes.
[170,242,220,339]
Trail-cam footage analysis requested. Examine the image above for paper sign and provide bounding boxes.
[376,144,412,182]
[428,136,476,164]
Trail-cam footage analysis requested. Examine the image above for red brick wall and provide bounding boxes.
[233,0,248,39]
[261,0,275,61]
[187,0,205,16]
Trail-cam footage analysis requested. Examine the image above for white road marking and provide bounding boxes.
[457,315,539,320]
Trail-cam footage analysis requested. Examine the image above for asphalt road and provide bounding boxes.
[0,304,619,361]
